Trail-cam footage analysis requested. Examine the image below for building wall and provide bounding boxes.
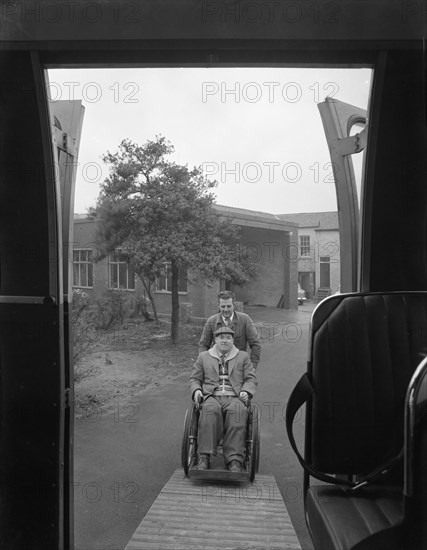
[195,281,222,319]
[72,219,221,318]
[74,219,105,296]
[233,226,297,308]
[150,279,220,319]
[73,217,298,315]
[296,227,340,296]
[73,219,145,300]
[288,230,299,308]
[297,227,318,298]
[314,229,340,294]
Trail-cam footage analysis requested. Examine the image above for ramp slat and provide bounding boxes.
[141,515,293,528]
[127,542,301,550]
[125,470,302,550]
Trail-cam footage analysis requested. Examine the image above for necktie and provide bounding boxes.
[220,354,227,376]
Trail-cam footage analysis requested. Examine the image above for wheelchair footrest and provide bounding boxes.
[189,467,250,482]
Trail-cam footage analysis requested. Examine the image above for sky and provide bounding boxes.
[47,67,372,216]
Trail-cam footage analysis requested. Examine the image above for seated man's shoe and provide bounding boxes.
[228,460,243,473]
[196,454,210,470]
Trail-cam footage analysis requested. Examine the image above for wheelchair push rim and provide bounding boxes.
[246,403,260,482]
[181,403,199,476]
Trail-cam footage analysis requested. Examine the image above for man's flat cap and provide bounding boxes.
[214,326,235,337]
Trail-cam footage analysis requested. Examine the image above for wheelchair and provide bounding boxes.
[181,397,260,481]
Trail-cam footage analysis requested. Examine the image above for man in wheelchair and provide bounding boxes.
[190,326,258,473]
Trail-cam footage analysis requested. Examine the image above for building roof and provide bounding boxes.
[75,206,298,231]
[277,211,338,230]
[75,208,338,231]
[214,204,283,221]
[74,213,94,223]
[214,204,297,230]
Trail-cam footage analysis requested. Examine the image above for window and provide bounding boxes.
[108,250,135,290]
[73,249,93,288]
[300,235,311,257]
[156,264,187,293]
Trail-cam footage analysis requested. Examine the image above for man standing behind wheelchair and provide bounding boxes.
[190,326,258,472]
[198,291,261,370]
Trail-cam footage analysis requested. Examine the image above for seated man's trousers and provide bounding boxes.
[197,395,248,464]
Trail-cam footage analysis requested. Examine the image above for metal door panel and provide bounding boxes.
[0,51,67,550]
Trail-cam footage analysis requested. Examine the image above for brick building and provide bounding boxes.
[73,205,300,319]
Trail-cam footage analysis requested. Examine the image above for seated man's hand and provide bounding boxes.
[193,389,203,403]
[239,391,250,403]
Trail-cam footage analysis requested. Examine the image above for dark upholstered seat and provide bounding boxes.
[306,485,403,550]
[286,292,427,550]
[309,293,427,478]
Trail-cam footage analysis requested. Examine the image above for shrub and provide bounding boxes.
[93,289,131,330]
[72,289,97,367]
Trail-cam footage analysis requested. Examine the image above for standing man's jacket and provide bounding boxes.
[198,311,261,366]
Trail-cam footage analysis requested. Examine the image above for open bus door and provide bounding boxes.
[318,98,368,293]
[50,99,85,550]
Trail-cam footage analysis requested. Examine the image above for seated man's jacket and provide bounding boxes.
[190,345,258,399]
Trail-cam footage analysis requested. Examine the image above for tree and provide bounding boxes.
[90,136,258,343]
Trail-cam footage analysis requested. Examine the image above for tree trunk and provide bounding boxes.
[139,276,158,323]
[170,261,180,344]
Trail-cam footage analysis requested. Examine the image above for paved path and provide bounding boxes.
[74,303,316,550]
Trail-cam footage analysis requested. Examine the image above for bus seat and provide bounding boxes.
[286,292,427,550]
[306,485,404,550]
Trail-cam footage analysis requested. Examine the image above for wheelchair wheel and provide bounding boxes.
[246,404,260,482]
[181,404,199,476]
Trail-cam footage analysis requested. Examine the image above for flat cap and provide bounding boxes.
[214,326,235,337]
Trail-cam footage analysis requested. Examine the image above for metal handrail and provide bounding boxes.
[404,356,427,497]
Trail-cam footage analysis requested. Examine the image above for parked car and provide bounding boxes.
[298,284,307,305]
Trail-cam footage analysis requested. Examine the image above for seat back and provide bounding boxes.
[404,356,427,549]
[306,292,427,478]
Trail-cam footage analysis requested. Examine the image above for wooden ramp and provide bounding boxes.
[125,469,302,550]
